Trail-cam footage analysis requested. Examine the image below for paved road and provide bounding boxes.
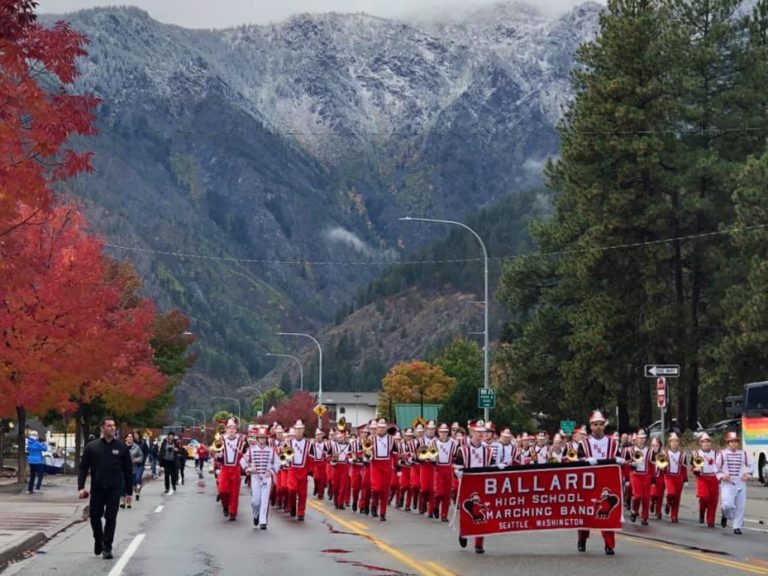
[3,474,766,576]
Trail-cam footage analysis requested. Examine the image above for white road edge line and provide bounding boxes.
[107,533,145,576]
[154,505,163,513]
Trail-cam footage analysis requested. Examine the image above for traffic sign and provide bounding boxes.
[478,388,496,410]
[560,420,576,435]
[656,377,667,408]
[313,404,327,417]
[644,364,680,378]
[412,416,427,428]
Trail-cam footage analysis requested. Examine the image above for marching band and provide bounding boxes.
[205,411,753,554]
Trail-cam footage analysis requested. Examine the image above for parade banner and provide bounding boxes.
[456,463,623,537]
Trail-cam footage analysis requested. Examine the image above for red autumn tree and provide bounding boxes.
[255,391,329,437]
[0,0,98,238]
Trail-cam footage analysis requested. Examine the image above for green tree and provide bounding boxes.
[435,337,483,426]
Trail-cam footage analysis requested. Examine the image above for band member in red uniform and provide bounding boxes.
[532,431,550,464]
[432,423,458,521]
[396,428,414,509]
[629,429,657,525]
[418,420,437,514]
[359,420,376,514]
[649,437,665,520]
[310,428,327,500]
[350,424,366,511]
[286,420,311,521]
[455,419,495,554]
[331,428,352,509]
[241,425,280,529]
[662,432,687,523]
[370,418,397,521]
[409,424,424,512]
[692,433,719,527]
[325,429,335,500]
[216,418,246,521]
[577,410,623,555]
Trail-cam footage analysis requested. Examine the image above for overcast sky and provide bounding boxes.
[40,0,600,28]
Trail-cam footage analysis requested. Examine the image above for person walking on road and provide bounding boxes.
[149,440,159,479]
[177,441,188,486]
[716,431,754,535]
[242,425,279,529]
[78,417,133,560]
[196,443,208,474]
[26,430,48,494]
[121,432,144,508]
[160,432,179,494]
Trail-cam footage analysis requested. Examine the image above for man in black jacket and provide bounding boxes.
[78,417,133,560]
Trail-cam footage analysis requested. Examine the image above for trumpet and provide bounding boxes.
[337,417,347,432]
[633,450,645,463]
[566,448,579,462]
[211,433,224,454]
[279,446,294,464]
[547,452,561,464]
[654,451,669,470]
[692,455,705,471]
[362,438,373,451]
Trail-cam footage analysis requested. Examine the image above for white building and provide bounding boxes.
[320,392,379,428]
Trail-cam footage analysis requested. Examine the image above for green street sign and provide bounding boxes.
[560,420,576,435]
[478,388,496,410]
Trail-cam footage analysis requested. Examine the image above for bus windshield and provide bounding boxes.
[745,382,768,416]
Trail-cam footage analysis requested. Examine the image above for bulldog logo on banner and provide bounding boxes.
[456,463,623,537]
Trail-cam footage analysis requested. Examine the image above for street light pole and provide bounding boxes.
[210,396,242,428]
[266,352,304,392]
[188,409,206,440]
[400,216,490,422]
[278,332,323,427]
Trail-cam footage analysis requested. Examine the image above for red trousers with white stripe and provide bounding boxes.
[350,464,363,506]
[370,459,393,517]
[664,474,684,521]
[332,463,350,508]
[288,466,309,517]
[218,465,242,518]
[696,474,719,525]
[419,463,434,513]
[312,459,327,498]
[432,465,453,520]
[631,472,652,521]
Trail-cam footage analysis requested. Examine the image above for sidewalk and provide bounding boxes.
[0,475,87,569]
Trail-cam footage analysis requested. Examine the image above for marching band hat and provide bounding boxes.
[724,431,740,442]
[315,428,325,436]
[247,424,259,434]
[226,418,238,428]
[357,424,368,433]
[426,420,437,429]
[438,423,450,433]
[377,417,388,427]
[589,410,607,424]
[576,425,588,435]
[486,421,496,433]
[698,432,711,442]
[369,419,379,429]
[520,431,530,440]
[414,423,424,431]
[536,431,549,440]
[469,419,487,433]
[294,419,305,429]
[404,428,414,436]
[255,425,269,437]
[500,428,513,438]
[667,432,679,441]
[451,422,460,430]
[635,428,647,439]
[287,427,296,436]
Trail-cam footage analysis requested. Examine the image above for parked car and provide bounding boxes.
[645,419,703,442]
[701,418,741,438]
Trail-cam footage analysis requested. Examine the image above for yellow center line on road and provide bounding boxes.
[425,560,457,576]
[308,501,439,576]
[349,520,369,531]
[618,534,768,575]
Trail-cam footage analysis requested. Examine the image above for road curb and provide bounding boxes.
[0,505,88,569]
[0,531,47,569]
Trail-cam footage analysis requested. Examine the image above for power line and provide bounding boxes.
[103,222,768,267]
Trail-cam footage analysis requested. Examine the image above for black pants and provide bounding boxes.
[89,486,121,550]
[178,460,185,484]
[27,463,44,492]
[163,461,178,491]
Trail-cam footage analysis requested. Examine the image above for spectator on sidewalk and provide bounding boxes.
[133,430,149,499]
[26,430,48,494]
[160,433,179,494]
[78,416,133,560]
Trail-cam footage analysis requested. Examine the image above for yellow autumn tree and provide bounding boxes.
[378,360,456,420]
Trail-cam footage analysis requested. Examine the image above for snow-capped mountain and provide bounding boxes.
[45,2,601,380]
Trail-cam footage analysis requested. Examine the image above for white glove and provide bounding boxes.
[497,463,507,470]
[455,469,463,479]
[615,457,625,465]
[586,458,597,465]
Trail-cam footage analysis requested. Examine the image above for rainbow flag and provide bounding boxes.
[743,416,768,444]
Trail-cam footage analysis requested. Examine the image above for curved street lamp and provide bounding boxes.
[266,352,304,392]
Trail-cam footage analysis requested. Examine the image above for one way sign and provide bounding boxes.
[644,364,680,378]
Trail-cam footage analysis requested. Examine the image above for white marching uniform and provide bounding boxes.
[241,443,280,526]
[716,449,754,530]
[495,442,516,467]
